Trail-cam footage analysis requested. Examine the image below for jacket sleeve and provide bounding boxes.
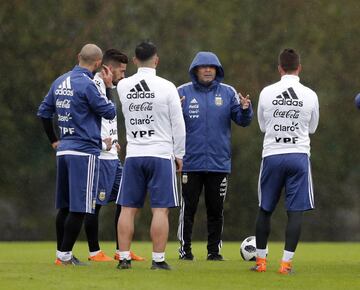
[37,85,56,119]
[257,90,266,133]
[230,90,253,127]
[309,93,319,134]
[85,82,116,120]
[169,84,186,159]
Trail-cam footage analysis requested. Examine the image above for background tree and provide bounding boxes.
[0,0,358,241]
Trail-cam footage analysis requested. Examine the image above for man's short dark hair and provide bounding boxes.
[279,48,300,72]
[102,49,128,65]
[135,41,157,62]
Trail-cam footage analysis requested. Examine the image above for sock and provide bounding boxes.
[282,250,294,262]
[115,205,121,250]
[120,251,131,261]
[56,250,61,259]
[60,212,85,252]
[56,208,69,251]
[255,208,272,249]
[257,248,267,259]
[152,252,165,262]
[89,250,101,257]
[84,204,101,252]
[58,251,72,261]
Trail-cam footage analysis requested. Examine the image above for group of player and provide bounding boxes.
[38,41,358,274]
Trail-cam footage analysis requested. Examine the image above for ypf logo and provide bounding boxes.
[272,87,303,107]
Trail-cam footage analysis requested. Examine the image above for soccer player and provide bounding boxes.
[252,48,319,274]
[37,44,116,265]
[116,41,185,270]
[177,51,253,261]
[84,49,144,262]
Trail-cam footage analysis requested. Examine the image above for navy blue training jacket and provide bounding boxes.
[37,65,116,155]
[178,52,253,173]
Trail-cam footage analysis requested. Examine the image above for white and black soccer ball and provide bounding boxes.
[240,236,268,261]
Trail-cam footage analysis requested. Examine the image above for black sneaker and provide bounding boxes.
[207,253,224,261]
[117,259,131,269]
[58,255,88,266]
[179,252,194,261]
[151,260,171,270]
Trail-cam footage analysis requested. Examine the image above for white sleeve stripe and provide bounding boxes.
[177,82,192,90]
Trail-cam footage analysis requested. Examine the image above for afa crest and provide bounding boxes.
[98,190,106,201]
[215,95,223,106]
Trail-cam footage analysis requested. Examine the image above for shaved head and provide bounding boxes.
[78,44,102,65]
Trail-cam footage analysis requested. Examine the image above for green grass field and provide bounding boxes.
[0,241,359,290]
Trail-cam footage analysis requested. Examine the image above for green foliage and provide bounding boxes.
[0,0,359,240]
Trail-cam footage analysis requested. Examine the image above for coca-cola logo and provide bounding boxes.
[129,102,153,112]
[273,109,300,119]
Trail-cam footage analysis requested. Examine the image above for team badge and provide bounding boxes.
[182,174,188,184]
[98,190,106,201]
[215,95,223,106]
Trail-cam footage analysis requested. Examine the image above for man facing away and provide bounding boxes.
[116,41,185,270]
[177,51,253,261]
[37,44,116,265]
[83,49,144,262]
[253,48,319,274]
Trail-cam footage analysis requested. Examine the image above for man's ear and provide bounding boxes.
[297,64,302,74]
[278,65,285,76]
[154,56,159,67]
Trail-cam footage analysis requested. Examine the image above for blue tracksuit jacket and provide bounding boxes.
[178,52,253,173]
[37,65,116,155]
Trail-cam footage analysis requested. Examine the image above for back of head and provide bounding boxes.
[279,48,300,73]
[135,41,157,63]
[102,49,128,66]
[79,44,103,65]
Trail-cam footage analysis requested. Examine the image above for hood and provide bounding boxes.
[189,51,224,88]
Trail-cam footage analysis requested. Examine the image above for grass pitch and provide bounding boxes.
[0,241,359,290]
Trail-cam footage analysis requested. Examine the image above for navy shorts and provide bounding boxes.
[258,153,314,212]
[116,156,179,208]
[96,159,122,205]
[56,153,99,213]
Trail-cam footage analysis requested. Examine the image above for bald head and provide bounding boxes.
[78,44,102,65]
[78,44,103,73]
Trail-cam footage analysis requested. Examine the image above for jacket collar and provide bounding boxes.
[73,65,94,79]
[137,67,156,75]
[281,75,300,82]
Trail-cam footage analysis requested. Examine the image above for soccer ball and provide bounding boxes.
[355,93,360,109]
[240,236,268,261]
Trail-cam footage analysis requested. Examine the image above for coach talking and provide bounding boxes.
[177,51,253,261]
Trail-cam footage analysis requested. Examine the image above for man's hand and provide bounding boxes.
[51,141,59,150]
[103,137,112,151]
[238,92,251,109]
[115,143,121,153]
[175,158,183,173]
[100,64,113,88]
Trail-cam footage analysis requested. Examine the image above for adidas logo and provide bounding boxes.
[126,79,155,99]
[55,76,73,96]
[272,87,303,107]
[190,98,198,104]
